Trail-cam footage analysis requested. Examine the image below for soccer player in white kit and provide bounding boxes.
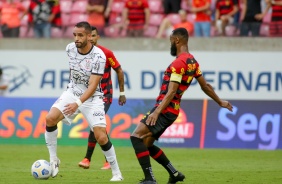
[44,21,123,181]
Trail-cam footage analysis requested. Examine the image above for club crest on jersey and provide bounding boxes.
[174,103,180,110]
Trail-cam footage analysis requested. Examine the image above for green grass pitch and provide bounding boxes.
[0,145,282,184]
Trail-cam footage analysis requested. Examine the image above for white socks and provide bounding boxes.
[102,145,121,176]
[45,129,58,162]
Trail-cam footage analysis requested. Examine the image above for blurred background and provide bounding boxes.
[0,0,281,38]
[0,0,282,150]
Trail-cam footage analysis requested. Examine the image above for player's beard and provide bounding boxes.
[170,42,177,56]
[75,40,87,48]
[90,40,97,45]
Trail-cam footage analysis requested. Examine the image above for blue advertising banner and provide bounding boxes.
[205,101,282,150]
[0,97,281,150]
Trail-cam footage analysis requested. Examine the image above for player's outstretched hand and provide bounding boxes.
[220,100,233,112]
[119,95,126,106]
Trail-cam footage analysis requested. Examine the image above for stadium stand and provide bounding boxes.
[180,0,190,12]
[71,0,88,14]
[166,13,182,25]
[0,0,277,38]
[60,0,73,14]
[69,13,88,26]
[143,25,159,37]
[21,0,30,9]
[260,13,272,37]
[149,13,165,27]
[19,26,33,38]
[51,27,64,38]
[148,0,164,13]
[104,26,121,38]
[111,0,125,14]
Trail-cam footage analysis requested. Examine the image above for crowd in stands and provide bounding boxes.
[0,0,281,38]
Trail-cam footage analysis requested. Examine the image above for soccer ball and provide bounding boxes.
[31,159,51,179]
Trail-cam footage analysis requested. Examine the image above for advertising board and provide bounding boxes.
[1,98,281,150]
[0,51,281,100]
[1,51,281,149]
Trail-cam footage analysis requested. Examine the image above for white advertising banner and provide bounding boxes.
[0,50,281,100]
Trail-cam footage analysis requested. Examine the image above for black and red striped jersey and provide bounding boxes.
[155,53,202,115]
[216,0,238,18]
[125,0,149,30]
[98,45,121,104]
[272,0,282,21]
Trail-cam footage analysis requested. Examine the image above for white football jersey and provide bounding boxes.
[65,42,106,98]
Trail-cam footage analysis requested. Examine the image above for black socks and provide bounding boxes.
[131,136,155,181]
[148,145,178,176]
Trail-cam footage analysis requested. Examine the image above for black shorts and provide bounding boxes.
[141,106,178,140]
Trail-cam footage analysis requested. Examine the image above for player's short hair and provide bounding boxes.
[91,26,99,34]
[172,28,189,42]
[75,21,92,34]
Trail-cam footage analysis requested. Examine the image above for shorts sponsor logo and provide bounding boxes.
[93,111,104,117]
[160,108,194,139]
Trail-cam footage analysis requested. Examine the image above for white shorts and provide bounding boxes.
[52,90,106,129]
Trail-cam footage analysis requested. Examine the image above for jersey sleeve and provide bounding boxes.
[107,51,121,70]
[170,59,186,83]
[194,62,202,78]
[66,43,70,52]
[92,52,106,76]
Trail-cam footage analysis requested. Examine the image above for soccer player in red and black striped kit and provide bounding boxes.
[269,0,282,36]
[130,28,233,184]
[78,26,126,170]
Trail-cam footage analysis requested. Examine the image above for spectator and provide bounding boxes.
[268,0,282,37]
[87,0,106,35]
[28,0,52,38]
[163,0,181,14]
[0,66,9,96]
[240,0,270,37]
[233,0,241,34]
[156,9,194,38]
[188,0,212,37]
[122,0,150,37]
[104,0,112,24]
[215,0,239,36]
[47,0,62,29]
[0,0,26,38]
